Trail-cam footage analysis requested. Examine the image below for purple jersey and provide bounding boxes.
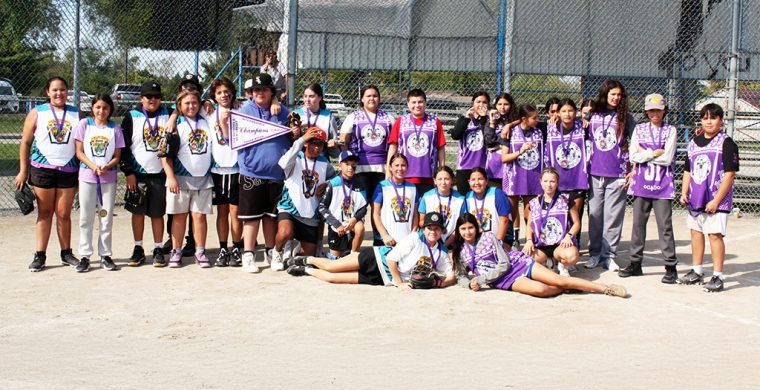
[456,119,487,170]
[545,120,589,191]
[687,131,733,212]
[503,125,543,196]
[398,114,439,179]
[589,112,629,178]
[349,109,392,167]
[629,123,676,199]
[462,232,535,291]
[486,122,506,180]
[528,193,573,247]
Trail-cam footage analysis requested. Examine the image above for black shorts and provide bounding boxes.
[537,244,558,259]
[354,172,383,200]
[125,174,167,218]
[212,173,240,205]
[327,228,353,255]
[29,166,78,189]
[237,175,283,220]
[277,212,319,244]
[357,247,383,286]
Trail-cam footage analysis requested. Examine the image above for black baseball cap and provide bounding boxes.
[245,73,275,93]
[422,212,446,229]
[140,81,162,97]
[180,74,201,91]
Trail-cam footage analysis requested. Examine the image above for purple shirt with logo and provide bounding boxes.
[503,125,543,196]
[398,114,439,179]
[629,123,675,199]
[687,131,733,212]
[486,122,506,180]
[457,119,487,170]
[349,109,391,167]
[528,193,573,247]
[589,112,629,178]
[545,120,589,191]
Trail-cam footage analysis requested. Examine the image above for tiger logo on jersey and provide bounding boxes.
[189,130,208,155]
[414,256,434,274]
[89,135,109,158]
[476,208,493,232]
[214,123,227,145]
[143,126,165,151]
[391,195,411,222]
[47,120,72,144]
[302,170,320,198]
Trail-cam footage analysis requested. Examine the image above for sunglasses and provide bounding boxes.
[144,94,161,100]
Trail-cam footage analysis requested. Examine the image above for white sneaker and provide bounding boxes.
[606,258,620,272]
[557,263,570,277]
[545,257,555,271]
[585,256,601,269]
[242,251,259,273]
[270,249,284,271]
[283,240,301,262]
[263,249,272,265]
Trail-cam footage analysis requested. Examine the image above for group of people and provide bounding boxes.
[14,73,738,296]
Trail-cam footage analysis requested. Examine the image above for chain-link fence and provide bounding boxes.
[1,0,759,214]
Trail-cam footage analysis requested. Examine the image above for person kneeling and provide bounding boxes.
[319,151,368,258]
[284,212,456,290]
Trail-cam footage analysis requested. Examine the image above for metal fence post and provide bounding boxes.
[726,0,742,137]
[73,0,81,109]
[502,0,515,93]
[495,0,506,96]
[286,0,298,107]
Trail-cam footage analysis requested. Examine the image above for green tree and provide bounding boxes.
[0,0,56,94]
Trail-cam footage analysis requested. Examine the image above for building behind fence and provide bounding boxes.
[1,0,759,213]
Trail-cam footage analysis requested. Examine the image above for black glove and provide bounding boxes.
[15,183,35,215]
[410,270,443,289]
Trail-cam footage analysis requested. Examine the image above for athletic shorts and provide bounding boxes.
[687,211,728,236]
[277,212,319,244]
[166,188,213,215]
[327,228,352,255]
[536,244,558,259]
[29,166,78,189]
[125,174,167,218]
[357,247,384,286]
[212,173,240,206]
[237,175,283,220]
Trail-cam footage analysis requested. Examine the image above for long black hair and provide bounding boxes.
[591,79,629,148]
[305,83,327,110]
[451,213,482,270]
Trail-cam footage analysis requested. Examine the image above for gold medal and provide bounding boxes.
[99,209,108,218]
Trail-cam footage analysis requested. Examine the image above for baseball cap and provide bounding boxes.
[306,126,328,143]
[422,212,446,229]
[245,73,275,91]
[644,93,666,111]
[180,74,201,91]
[140,81,162,97]
[339,150,359,163]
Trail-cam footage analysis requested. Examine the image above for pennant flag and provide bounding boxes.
[229,110,293,150]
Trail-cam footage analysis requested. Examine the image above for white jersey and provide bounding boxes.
[128,107,170,174]
[375,180,418,242]
[31,103,79,169]
[326,176,369,230]
[278,150,333,222]
[377,231,452,285]
[418,189,466,241]
[205,106,238,174]
[295,107,338,140]
[174,115,213,177]
[80,118,118,168]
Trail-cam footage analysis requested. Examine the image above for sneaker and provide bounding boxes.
[604,258,620,272]
[286,265,308,276]
[29,253,46,272]
[661,265,678,284]
[61,250,79,267]
[228,247,242,267]
[195,250,212,268]
[270,249,285,271]
[161,238,172,255]
[585,256,601,269]
[703,275,724,292]
[152,248,166,268]
[619,261,643,278]
[100,256,118,271]
[75,257,90,273]
[215,248,229,267]
[285,255,310,268]
[677,269,704,285]
[168,249,182,268]
[557,262,570,277]
[127,246,146,267]
[284,240,302,260]
[263,249,272,265]
[242,251,259,273]
[544,257,555,271]
[603,284,628,297]
[181,236,196,257]
[512,238,520,249]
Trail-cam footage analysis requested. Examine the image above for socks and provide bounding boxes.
[35,251,46,258]
[714,271,724,280]
[154,242,162,249]
[219,241,228,250]
[195,246,205,255]
[514,228,520,240]
[60,249,72,256]
[233,241,243,250]
[305,267,315,276]
[135,240,144,247]
[693,265,703,275]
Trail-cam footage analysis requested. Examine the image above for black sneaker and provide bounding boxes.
[703,275,724,292]
[61,250,79,267]
[661,265,678,284]
[100,256,118,271]
[619,261,643,278]
[181,236,196,257]
[228,247,242,267]
[152,248,166,268]
[75,257,90,273]
[677,269,704,285]
[215,248,229,267]
[127,245,146,267]
[29,252,46,272]
[286,265,308,276]
[286,256,310,268]
[161,238,172,255]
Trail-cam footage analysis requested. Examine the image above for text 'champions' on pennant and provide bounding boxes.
[229,110,293,150]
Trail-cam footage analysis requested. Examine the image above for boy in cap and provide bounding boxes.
[119,81,171,266]
[319,150,368,258]
[269,126,336,271]
[620,93,679,283]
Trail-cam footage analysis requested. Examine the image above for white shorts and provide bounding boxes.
[686,212,728,236]
[166,188,213,214]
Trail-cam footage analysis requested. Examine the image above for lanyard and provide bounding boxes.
[307,109,319,127]
[392,181,407,217]
[436,189,453,222]
[410,114,426,142]
[424,238,441,269]
[215,106,228,144]
[358,109,380,153]
[558,122,573,155]
[647,123,665,149]
[599,112,616,139]
[142,108,159,136]
[51,106,67,132]
[538,192,559,234]
[340,176,353,211]
[464,240,476,264]
[473,191,487,225]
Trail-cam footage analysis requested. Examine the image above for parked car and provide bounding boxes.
[111,84,142,115]
[67,90,93,113]
[0,77,20,113]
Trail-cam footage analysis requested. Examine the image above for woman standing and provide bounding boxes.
[451,91,490,195]
[295,83,340,158]
[484,93,517,189]
[16,77,81,271]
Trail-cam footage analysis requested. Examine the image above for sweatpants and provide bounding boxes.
[629,196,677,266]
[587,175,627,261]
[78,181,116,258]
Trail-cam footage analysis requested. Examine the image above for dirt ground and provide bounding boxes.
[1,208,759,389]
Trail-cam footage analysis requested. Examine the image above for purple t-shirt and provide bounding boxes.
[73,118,125,184]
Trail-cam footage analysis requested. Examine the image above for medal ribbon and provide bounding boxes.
[474,192,486,226]
[215,106,228,144]
[51,106,67,132]
[392,181,407,219]
[340,176,353,212]
[424,238,441,269]
[96,175,104,210]
[303,154,318,195]
[307,109,319,127]
[142,108,159,136]
[647,123,665,150]
[436,189,453,222]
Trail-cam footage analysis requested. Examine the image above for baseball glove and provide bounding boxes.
[15,183,35,215]
[288,111,302,129]
[410,270,443,289]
